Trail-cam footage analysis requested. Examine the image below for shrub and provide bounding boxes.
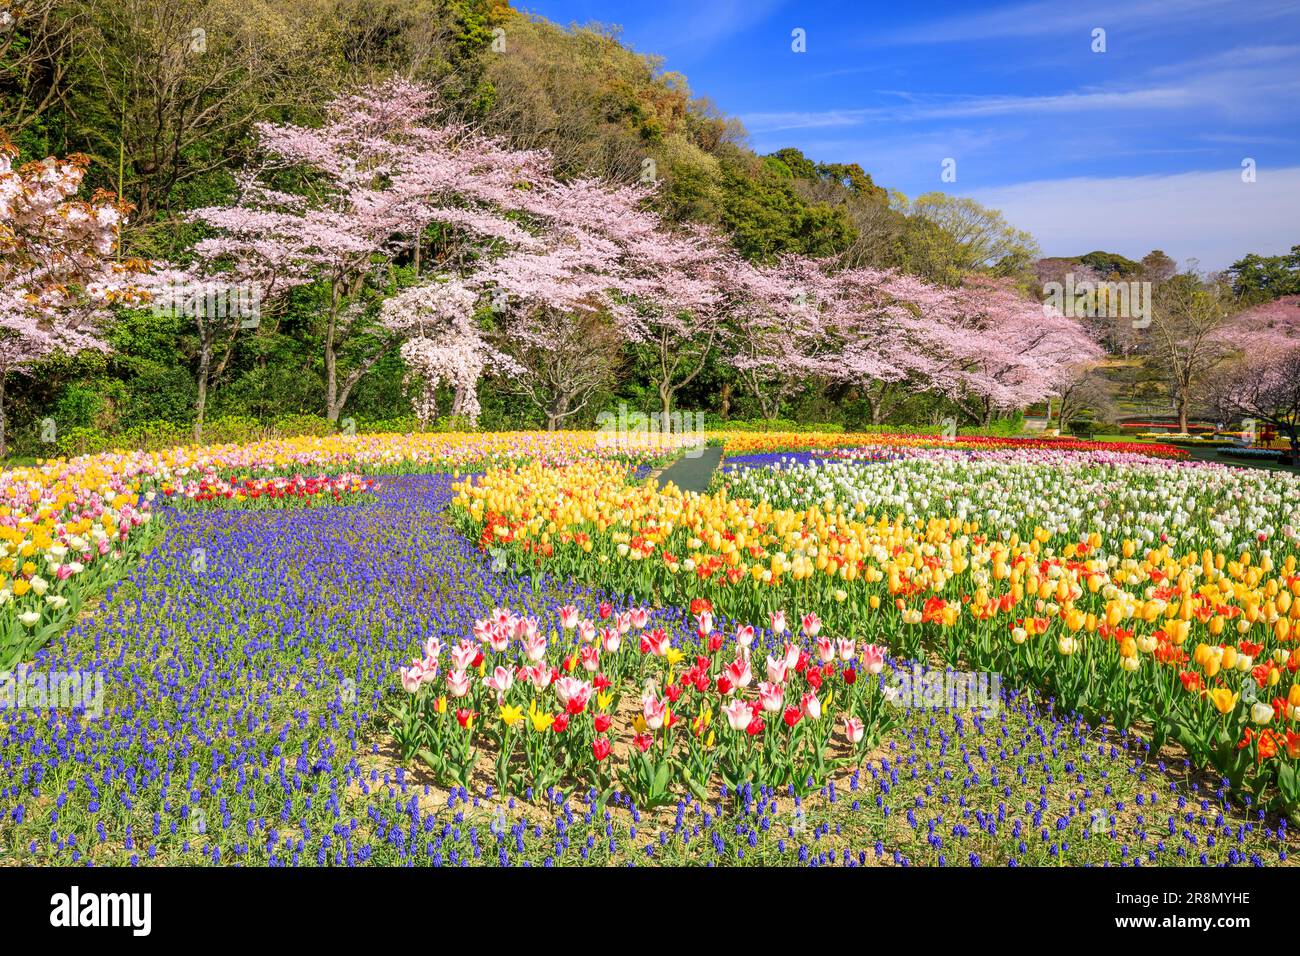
[1067,415,1102,439]
[270,414,336,438]
[203,416,269,445]
[705,418,845,433]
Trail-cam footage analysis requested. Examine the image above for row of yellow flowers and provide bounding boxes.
[451,459,1300,816]
[0,458,158,667]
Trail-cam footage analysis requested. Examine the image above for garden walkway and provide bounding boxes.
[655,444,723,493]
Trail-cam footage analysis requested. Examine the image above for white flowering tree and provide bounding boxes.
[378,279,517,426]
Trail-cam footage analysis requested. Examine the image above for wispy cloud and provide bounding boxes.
[621,0,788,54]
[742,86,1193,132]
[875,0,1298,45]
[743,41,1300,133]
[968,166,1300,270]
[883,87,1196,119]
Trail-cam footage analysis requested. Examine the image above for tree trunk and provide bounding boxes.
[195,341,211,442]
[0,372,7,460]
[324,283,341,422]
[867,383,892,425]
[325,344,340,423]
[1178,393,1189,434]
[659,382,672,418]
[451,382,476,420]
[546,393,570,432]
[719,382,731,420]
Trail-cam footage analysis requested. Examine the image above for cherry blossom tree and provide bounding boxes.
[377,278,519,426]
[0,137,145,455]
[771,266,1102,426]
[726,256,910,420]
[494,307,625,430]
[1209,295,1300,458]
[486,172,734,419]
[139,264,267,440]
[188,78,550,424]
[910,275,1102,425]
[472,178,650,429]
[725,256,821,419]
[475,239,625,430]
[604,219,736,418]
[812,267,948,423]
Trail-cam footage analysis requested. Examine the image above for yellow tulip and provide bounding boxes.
[528,700,554,733]
[1208,689,1238,715]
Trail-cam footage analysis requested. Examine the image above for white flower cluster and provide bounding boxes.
[724,450,1300,555]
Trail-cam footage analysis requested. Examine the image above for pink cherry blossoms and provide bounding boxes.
[177,78,1104,428]
[0,138,148,452]
[186,78,550,425]
[379,279,518,425]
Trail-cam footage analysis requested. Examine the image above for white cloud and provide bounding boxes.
[876,0,1297,44]
[890,87,1196,119]
[968,166,1300,270]
[623,0,789,54]
[739,86,1194,133]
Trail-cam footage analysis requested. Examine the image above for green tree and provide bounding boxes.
[1227,245,1300,303]
[900,193,1040,282]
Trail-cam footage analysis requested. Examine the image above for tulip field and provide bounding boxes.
[1,430,1298,867]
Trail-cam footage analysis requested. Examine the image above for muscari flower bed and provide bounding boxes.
[1,470,1295,866]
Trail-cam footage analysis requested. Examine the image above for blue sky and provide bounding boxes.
[514,0,1300,269]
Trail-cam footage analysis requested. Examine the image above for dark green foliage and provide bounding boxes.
[716,154,855,262]
[1076,250,1143,277]
[1228,245,1300,303]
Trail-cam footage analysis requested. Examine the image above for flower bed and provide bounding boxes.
[0,460,158,667]
[3,472,1292,867]
[162,473,377,509]
[452,453,1300,817]
[4,428,1299,867]
[389,602,894,806]
[715,431,1189,460]
[0,431,693,663]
